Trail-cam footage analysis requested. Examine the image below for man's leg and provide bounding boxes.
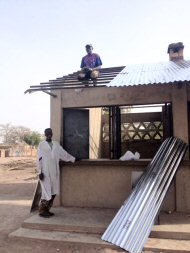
[78,72,86,81]
[78,70,91,86]
[83,71,91,86]
[48,194,56,216]
[90,70,99,85]
[39,199,50,218]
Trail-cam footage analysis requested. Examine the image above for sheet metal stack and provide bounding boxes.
[102,137,188,253]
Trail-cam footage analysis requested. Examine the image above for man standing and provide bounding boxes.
[78,44,102,85]
[37,128,76,218]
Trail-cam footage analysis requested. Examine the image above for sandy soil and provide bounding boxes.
[0,157,153,253]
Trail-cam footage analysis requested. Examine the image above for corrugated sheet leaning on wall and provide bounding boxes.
[101,137,188,253]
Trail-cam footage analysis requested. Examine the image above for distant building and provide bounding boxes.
[0,143,36,157]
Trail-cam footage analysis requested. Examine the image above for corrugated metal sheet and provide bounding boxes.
[102,137,187,253]
[108,60,190,87]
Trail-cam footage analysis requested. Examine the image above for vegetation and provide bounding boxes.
[0,123,42,147]
[24,131,42,147]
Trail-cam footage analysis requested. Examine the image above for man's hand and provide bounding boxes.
[83,67,92,72]
[39,172,44,180]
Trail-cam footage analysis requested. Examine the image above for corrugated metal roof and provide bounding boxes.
[108,60,190,87]
[102,137,188,253]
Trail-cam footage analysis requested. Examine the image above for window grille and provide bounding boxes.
[102,121,163,142]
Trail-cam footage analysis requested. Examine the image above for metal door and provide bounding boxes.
[63,108,89,159]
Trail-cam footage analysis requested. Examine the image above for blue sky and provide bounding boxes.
[1,0,190,133]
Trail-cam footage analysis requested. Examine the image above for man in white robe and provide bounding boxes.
[37,128,76,218]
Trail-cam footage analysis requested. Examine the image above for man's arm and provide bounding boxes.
[94,54,102,69]
[80,57,85,69]
[37,145,44,180]
[91,65,101,70]
[58,145,76,163]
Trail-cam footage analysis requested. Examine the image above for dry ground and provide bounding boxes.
[0,157,154,253]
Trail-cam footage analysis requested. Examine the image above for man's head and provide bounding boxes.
[44,128,53,142]
[85,44,93,55]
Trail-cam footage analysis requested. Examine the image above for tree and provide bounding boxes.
[24,131,42,148]
[0,123,30,144]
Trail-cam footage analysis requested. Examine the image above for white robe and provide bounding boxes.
[37,140,75,201]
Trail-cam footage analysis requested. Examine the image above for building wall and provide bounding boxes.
[0,149,8,157]
[59,85,173,108]
[50,90,62,143]
[59,160,189,211]
[176,164,190,212]
[51,83,190,213]
[51,83,190,146]
[89,108,102,159]
[9,145,37,157]
[172,83,189,157]
[0,145,37,157]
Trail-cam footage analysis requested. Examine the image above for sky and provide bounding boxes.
[1,0,190,133]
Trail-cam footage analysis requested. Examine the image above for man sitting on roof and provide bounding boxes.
[78,44,102,85]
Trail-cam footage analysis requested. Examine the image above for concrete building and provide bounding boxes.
[0,145,11,157]
[26,42,190,213]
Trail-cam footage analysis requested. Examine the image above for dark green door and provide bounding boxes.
[63,108,89,159]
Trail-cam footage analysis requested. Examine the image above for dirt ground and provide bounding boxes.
[0,157,153,253]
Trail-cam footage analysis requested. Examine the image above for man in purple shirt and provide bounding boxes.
[78,44,102,85]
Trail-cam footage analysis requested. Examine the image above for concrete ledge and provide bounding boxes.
[10,228,190,252]
[9,227,116,249]
[152,212,190,240]
[16,208,190,240]
[23,207,117,234]
[144,238,190,253]
[61,159,190,166]
[61,159,151,167]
